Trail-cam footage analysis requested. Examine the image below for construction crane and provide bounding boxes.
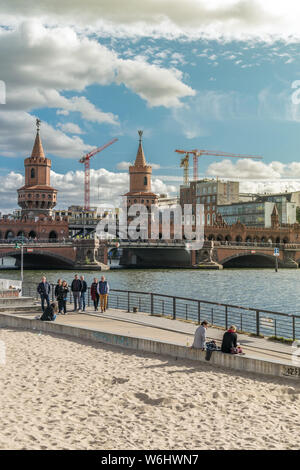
[79,138,118,210]
[175,149,263,185]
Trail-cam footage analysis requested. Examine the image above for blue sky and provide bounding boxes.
[1,1,300,211]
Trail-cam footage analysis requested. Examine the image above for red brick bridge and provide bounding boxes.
[0,239,108,269]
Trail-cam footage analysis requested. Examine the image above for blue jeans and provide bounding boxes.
[40,294,50,312]
[80,292,86,311]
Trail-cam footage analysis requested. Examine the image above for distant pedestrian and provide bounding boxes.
[57,280,69,315]
[79,275,87,312]
[40,302,58,322]
[91,277,99,311]
[71,274,82,312]
[37,276,51,313]
[221,325,238,354]
[191,320,208,350]
[97,275,110,313]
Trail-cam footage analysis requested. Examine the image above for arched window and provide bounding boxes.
[144,176,147,186]
[30,168,35,178]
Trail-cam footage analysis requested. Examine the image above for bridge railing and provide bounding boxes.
[0,238,74,245]
[22,283,300,341]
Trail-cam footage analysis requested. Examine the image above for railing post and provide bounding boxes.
[173,297,176,320]
[150,293,154,315]
[256,310,260,336]
[225,305,228,329]
[198,301,201,324]
[274,318,277,338]
[292,316,296,341]
[127,291,130,313]
[185,304,188,320]
[211,308,214,324]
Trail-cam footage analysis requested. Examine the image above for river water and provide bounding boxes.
[0,264,299,315]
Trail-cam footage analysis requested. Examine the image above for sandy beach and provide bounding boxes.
[0,327,300,450]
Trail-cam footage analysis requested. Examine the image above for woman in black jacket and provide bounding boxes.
[221,325,238,353]
[57,280,69,315]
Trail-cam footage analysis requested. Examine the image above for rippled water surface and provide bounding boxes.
[1,266,300,314]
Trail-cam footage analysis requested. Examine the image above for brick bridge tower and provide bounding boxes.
[17,119,57,219]
[124,130,158,210]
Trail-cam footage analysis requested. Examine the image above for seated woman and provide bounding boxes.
[40,302,58,322]
[191,320,208,351]
[221,325,238,353]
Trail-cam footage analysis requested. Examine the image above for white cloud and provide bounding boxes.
[0,21,194,111]
[57,122,84,134]
[206,159,300,179]
[2,0,300,42]
[0,111,93,158]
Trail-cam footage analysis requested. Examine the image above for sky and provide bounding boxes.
[2,1,300,211]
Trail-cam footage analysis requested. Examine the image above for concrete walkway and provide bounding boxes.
[16,305,295,365]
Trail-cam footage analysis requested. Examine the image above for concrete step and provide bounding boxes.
[0,296,35,307]
[0,305,41,313]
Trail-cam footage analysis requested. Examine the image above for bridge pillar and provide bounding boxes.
[74,239,109,270]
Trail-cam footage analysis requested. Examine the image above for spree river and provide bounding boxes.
[0,265,299,315]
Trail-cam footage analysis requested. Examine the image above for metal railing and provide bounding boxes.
[22,283,300,341]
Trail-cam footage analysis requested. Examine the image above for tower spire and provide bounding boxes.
[134,130,146,167]
[31,118,45,158]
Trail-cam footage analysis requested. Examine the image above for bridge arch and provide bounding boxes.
[222,252,279,268]
[5,230,14,239]
[0,249,74,268]
[28,230,37,239]
[49,230,57,241]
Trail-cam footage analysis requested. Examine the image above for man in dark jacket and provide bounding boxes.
[79,275,87,312]
[37,276,51,313]
[71,274,82,311]
[221,325,238,353]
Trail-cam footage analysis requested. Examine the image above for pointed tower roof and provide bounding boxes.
[272,204,279,216]
[134,130,146,166]
[31,118,45,158]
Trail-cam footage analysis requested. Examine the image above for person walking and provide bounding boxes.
[71,274,82,312]
[91,277,99,311]
[221,325,238,353]
[97,275,110,313]
[79,275,87,312]
[57,280,69,315]
[192,320,209,350]
[37,276,51,313]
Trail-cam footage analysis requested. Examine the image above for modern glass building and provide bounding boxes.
[217,200,296,227]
